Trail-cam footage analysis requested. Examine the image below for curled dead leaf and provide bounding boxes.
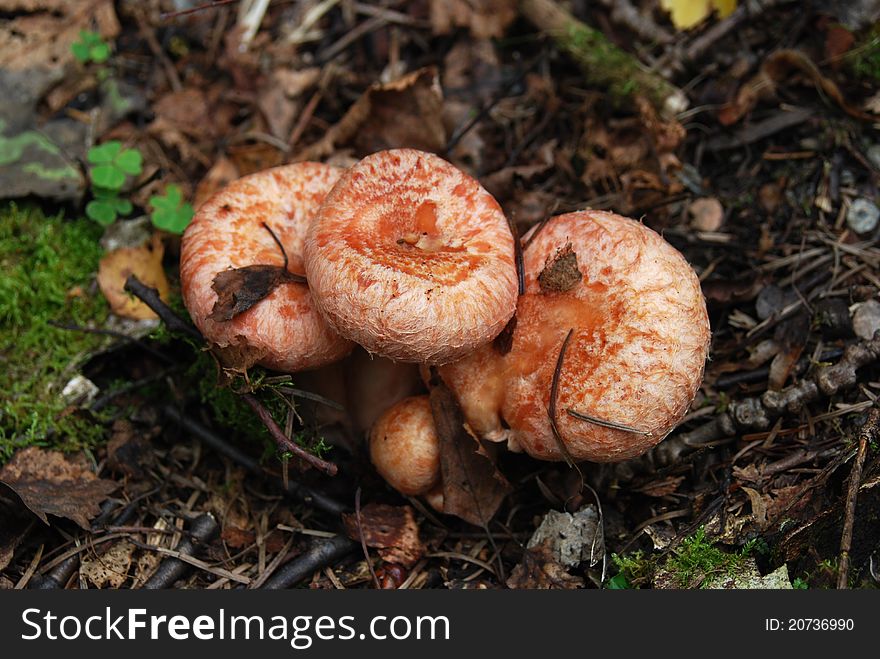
[506,542,584,589]
[719,49,874,125]
[209,265,305,322]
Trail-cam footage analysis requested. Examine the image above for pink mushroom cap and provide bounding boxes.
[303,148,518,365]
[180,163,354,372]
[369,395,441,496]
[438,210,711,462]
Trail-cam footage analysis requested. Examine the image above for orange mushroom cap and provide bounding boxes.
[438,210,711,463]
[369,395,441,496]
[303,148,518,365]
[180,163,353,372]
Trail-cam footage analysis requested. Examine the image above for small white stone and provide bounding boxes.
[852,299,880,340]
[847,198,880,234]
[61,374,100,406]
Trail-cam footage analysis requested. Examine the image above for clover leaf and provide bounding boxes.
[149,184,194,234]
[86,188,133,226]
[87,141,142,191]
[72,30,110,64]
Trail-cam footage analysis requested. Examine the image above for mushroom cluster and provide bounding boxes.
[180,149,710,511]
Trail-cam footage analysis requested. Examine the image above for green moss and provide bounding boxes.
[666,528,754,588]
[186,351,331,462]
[559,22,679,112]
[848,27,880,82]
[0,204,110,460]
[609,550,654,589]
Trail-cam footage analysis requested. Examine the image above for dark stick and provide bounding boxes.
[162,404,348,516]
[48,320,174,364]
[355,487,381,589]
[566,408,649,435]
[508,215,525,296]
[124,274,203,342]
[548,328,577,467]
[261,534,356,589]
[837,407,880,589]
[142,513,220,589]
[262,222,305,283]
[241,393,338,476]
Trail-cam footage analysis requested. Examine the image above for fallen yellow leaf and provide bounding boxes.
[660,0,736,30]
[98,233,170,319]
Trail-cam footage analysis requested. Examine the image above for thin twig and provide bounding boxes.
[566,408,650,435]
[14,545,44,589]
[262,222,298,277]
[249,536,295,589]
[837,407,880,589]
[548,328,577,468]
[241,393,338,475]
[47,320,173,364]
[124,275,203,342]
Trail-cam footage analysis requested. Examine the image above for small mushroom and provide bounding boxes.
[369,395,441,496]
[438,210,710,463]
[180,163,354,372]
[303,148,518,365]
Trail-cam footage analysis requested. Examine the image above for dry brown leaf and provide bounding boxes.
[151,88,214,140]
[209,264,305,322]
[506,542,584,589]
[0,503,32,571]
[0,447,118,529]
[228,141,284,175]
[106,419,155,479]
[0,0,119,72]
[257,67,321,140]
[98,234,170,320]
[635,475,686,498]
[343,503,425,569]
[741,486,768,528]
[719,49,874,125]
[429,383,511,527]
[80,540,134,588]
[429,0,517,39]
[209,335,269,378]
[297,67,445,161]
